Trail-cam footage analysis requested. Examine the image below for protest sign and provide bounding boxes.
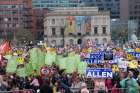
[83,58,102,64]
[135,48,140,52]
[86,68,113,78]
[112,64,119,73]
[104,51,113,60]
[16,50,23,55]
[126,53,134,60]
[40,66,50,77]
[129,60,138,69]
[17,57,24,64]
[127,52,140,59]
[83,52,103,64]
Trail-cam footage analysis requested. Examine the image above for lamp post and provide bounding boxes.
[62,27,66,47]
[4,18,8,40]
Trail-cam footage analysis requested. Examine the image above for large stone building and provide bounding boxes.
[44,7,111,46]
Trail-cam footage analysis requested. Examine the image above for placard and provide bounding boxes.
[127,52,140,59]
[86,68,113,78]
[104,51,113,60]
[17,57,24,64]
[40,66,50,77]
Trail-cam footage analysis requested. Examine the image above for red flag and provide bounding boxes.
[0,41,11,54]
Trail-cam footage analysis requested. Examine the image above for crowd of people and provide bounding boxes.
[0,40,140,93]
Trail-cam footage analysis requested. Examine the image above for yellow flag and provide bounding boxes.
[129,60,138,69]
[17,57,24,64]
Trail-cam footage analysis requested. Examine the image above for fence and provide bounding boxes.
[0,89,36,93]
[70,88,128,93]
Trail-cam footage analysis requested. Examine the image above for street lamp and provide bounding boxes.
[4,18,8,40]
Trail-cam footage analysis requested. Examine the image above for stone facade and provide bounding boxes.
[44,7,111,46]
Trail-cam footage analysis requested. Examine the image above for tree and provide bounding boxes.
[15,30,35,43]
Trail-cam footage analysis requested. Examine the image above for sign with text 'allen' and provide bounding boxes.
[86,68,113,78]
[127,52,140,58]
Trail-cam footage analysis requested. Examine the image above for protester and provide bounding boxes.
[94,78,107,93]
[0,40,140,93]
[30,76,40,92]
[120,69,139,93]
[80,82,89,93]
[0,75,8,92]
[40,79,53,93]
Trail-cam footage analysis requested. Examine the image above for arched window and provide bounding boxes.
[69,39,74,45]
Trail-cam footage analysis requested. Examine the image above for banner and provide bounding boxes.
[85,16,91,32]
[67,16,76,33]
[86,68,113,78]
[83,58,102,64]
[76,16,84,32]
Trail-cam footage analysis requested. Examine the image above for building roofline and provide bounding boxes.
[45,11,110,16]
[45,7,109,16]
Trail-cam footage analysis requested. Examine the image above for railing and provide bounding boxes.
[70,88,129,93]
[0,89,36,93]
